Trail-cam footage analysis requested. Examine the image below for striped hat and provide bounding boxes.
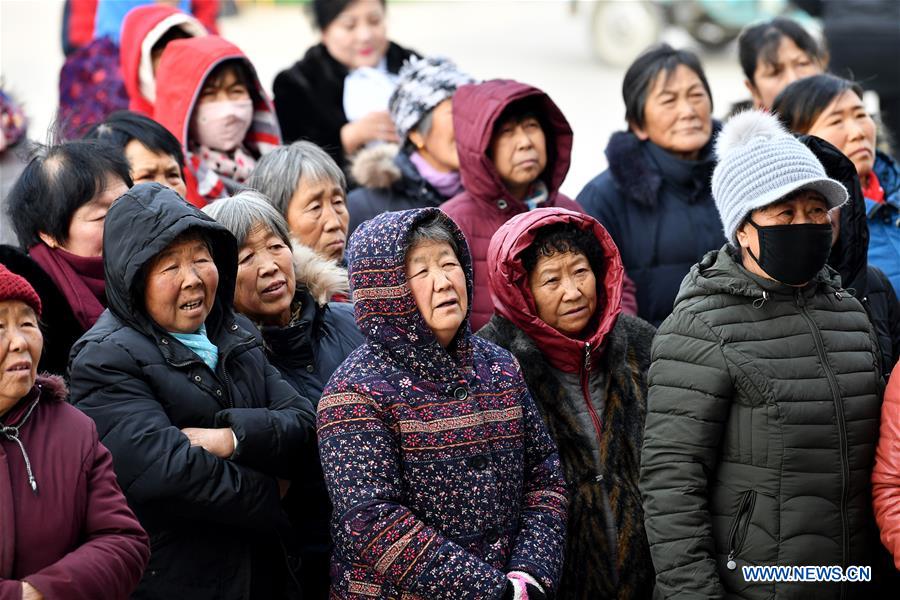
[389,56,474,142]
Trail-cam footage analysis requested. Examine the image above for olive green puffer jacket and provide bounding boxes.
[641,246,883,599]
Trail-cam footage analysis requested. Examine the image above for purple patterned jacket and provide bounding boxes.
[317,207,568,600]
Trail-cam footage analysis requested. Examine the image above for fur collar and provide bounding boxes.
[36,374,67,403]
[291,242,349,306]
[351,143,402,189]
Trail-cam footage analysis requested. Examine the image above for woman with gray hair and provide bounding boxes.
[203,190,364,600]
[246,141,350,263]
[346,56,474,236]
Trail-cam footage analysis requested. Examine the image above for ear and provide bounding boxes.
[745,79,764,109]
[629,121,649,141]
[735,219,753,250]
[37,232,59,249]
[408,129,425,150]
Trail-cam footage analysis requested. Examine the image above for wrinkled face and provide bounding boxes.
[41,174,129,258]
[633,64,713,160]
[528,251,597,337]
[489,115,548,198]
[125,140,186,197]
[405,240,468,348]
[748,36,823,110]
[806,90,878,179]
[235,225,296,326]
[321,0,389,70]
[409,99,459,172]
[144,235,218,333]
[0,301,42,416]
[286,177,349,261]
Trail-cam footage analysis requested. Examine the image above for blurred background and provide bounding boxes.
[0,0,818,197]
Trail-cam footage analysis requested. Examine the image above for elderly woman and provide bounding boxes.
[478,208,656,599]
[203,190,364,600]
[0,264,149,600]
[68,183,317,599]
[317,207,567,599]
[83,110,187,197]
[773,73,900,297]
[576,43,725,327]
[247,140,350,263]
[640,111,882,598]
[1,140,131,375]
[347,56,473,236]
[273,0,418,170]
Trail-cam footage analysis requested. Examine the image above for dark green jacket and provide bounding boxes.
[641,246,883,599]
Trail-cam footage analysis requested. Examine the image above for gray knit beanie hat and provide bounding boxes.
[711,110,848,245]
[389,56,474,142]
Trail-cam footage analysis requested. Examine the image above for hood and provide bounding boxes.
[153,36,281,162]
[346,207,474,378]
[486,208,624,373]
[102,182,238,337]
[120,4,206,116]
[291,242,349,306]
[800,135,869,296]
[452,80,572,207]
[873,150,900,207]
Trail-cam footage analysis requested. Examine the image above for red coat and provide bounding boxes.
[0,376,149,600]
[873,360,900,568]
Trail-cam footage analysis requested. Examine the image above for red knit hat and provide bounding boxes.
[0,264,42,317]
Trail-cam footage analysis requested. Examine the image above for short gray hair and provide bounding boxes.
[246,141,347,217]
[202,190,292,248]
[404,212,460,260]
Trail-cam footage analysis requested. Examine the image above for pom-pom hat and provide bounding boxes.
[711,110,848,245]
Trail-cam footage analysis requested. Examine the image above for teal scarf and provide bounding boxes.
[171,324,219,370]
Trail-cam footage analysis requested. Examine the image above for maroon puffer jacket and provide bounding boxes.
[441,80,635,329]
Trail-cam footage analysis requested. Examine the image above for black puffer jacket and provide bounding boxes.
[346,144,450,237]
[804,135,900,379]
[69,183,317,600]
[641,246,883,599]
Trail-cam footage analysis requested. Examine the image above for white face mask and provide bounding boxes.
[192,99,253,152]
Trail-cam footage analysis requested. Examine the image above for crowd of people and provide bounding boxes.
[1,0,900,599]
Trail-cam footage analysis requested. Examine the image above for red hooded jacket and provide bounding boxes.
[153,36,281,207]
[119,4,206,116]
[485,208,624,374]
[874,361,900,568]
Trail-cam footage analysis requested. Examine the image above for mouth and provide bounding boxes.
[179,299,204,312]
[358,47,374,57]
[261,280,287,296]
[435,298,459,310]
[848,147,873,159]
[6,360,32,373]
[563,306,587,317]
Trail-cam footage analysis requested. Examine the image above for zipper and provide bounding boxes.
[726,490,757,570]
[580,343,604,451]
[796,290,850,582]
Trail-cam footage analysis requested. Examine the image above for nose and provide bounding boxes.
[322,202,345,234]
[356,22,375,43]
[515,125,535,150]
[560,277,582,302]
[783,65,799,85]
[183,265,203,289]
[259,257,278,278]
[676,96,699,119]
[846,117,866,142]
[6,327,29,353]
[432,269,452,292]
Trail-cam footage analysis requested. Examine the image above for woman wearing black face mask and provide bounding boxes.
[640,111,889,598]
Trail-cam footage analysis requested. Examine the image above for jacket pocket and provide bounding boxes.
[726,490,756,570]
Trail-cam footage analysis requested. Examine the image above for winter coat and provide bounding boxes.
[272,42,417,172]
[0,375,149,600]
[119,4,206,116]
[256,244,364,600]
[866,151,900,296]
[317,207,568,599]
[803,135,900,379]
[641,246,883,599]
[347,144,450,236]
[576,127,726,327]
[873,362,900,569]
[154,36,281,207]
[477,208,656,599]
[69,183,316,600]
[440,80,584,330]
[0,246,84,377]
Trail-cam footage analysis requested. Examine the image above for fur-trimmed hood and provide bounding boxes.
[291,241,349,306]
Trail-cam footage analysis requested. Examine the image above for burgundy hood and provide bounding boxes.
[487,208,624,373]
[453,80,573,209]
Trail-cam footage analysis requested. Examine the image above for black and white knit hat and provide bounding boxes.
[389,56,474,142]
[711,110,848,245]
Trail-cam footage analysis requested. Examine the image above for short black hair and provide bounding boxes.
[738,17,827,84]
[311,0,386,30]
[202,59,259,103]
[623,43,712,130]
[772,74,863,134]
[520,222,605,287]
[6,140,133,247]
[83,111,185,171]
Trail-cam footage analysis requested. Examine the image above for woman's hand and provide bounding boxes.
[340,110,399,154]
[21,582,43,600]
[181,427,235,459]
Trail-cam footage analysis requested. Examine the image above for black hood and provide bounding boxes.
[102,182,239,337]
[799,135,869,295]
